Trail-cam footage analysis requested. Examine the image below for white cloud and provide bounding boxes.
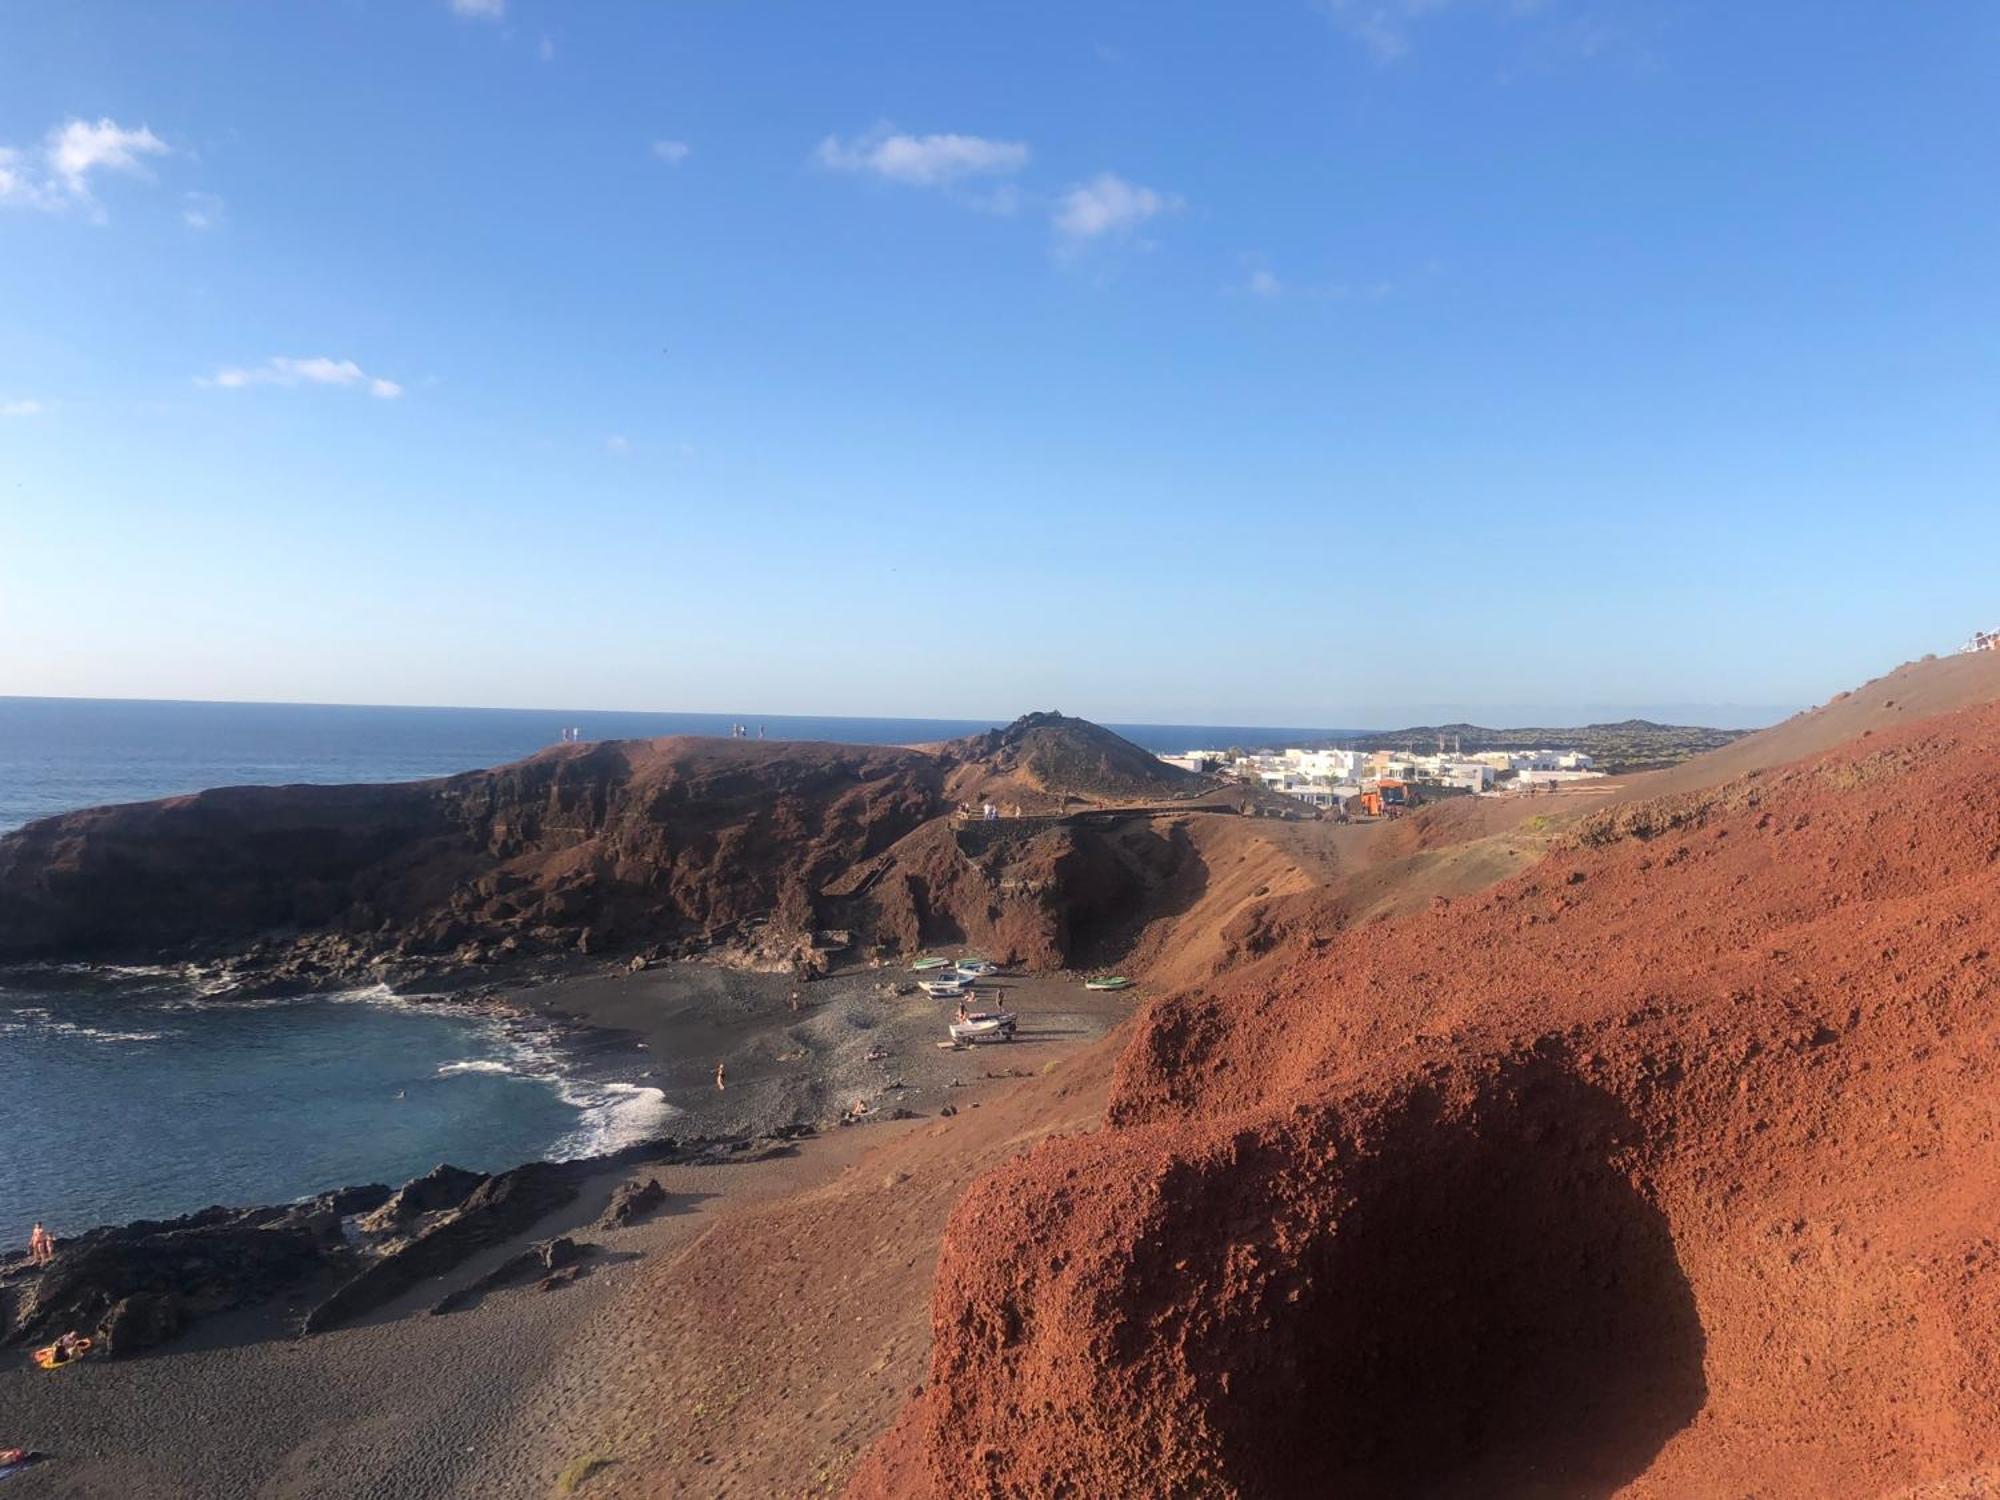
[198,356,405,400]
[814,126,1029,187]
[1244,268,1284,298]
[538,34,556,62]
[182,190,224,230]
[1,399,47,418]
[1052,172,1182,242]
[448,0,505,18]
[48,118,169,194]
[0,117,171,214]
[606,434,631,455]
[651,139,691,166]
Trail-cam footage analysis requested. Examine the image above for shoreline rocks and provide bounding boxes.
[1,1129,815,1360]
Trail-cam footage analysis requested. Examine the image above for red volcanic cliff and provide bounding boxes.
[850,699,2000,1497]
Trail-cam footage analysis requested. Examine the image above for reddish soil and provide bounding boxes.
[848,693,2000,1498]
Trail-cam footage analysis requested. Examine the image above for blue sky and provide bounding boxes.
[2,2,1995,729]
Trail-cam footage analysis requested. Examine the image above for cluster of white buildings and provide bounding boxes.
[1159,743,1604,809]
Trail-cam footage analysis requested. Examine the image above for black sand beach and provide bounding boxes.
[0,957,1132,1499]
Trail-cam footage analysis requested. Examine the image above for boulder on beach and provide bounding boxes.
[600,1177,667,1228]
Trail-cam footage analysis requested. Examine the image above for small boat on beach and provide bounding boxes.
[954,959,998,979]
[949,1010,1017,1044]
[911,956,954,972]
[920,976,972,999]
[1084,976,1134,992]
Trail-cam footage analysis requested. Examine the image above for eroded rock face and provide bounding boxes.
[850,701,2000,1498]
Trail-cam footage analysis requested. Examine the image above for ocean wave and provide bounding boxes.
[436,1059,516,1077]
[549,1080,678,1160]
[2,1012,169,1044]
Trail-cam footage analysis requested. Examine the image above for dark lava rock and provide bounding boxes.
[314,1183,394,1218]
[600,1177,667,1228]
[3,1211,328,1352]
[96,1291,184,1355]
[358,1163,487,1233]
[307,1162,578,1334]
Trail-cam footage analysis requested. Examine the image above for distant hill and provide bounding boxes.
[940,711,1212,809]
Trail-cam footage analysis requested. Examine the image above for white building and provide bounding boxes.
[1284,748,1365,781]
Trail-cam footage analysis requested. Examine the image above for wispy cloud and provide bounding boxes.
[1229,255,1402,303]
[182,190,224,231]
[651,139,692,166]
[0,117,171,215]
[448,0,505,19]
[0,399,47,418]
[1318,0,1446,62]
[1052,172,1182,244]
[606,434,632,455]
[1318,0,1623,65]
[197,356,404,400]
[815,126,1030,188]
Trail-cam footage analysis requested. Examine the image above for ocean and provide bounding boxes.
[0,694,1334,1247]
[0,968,668,1248]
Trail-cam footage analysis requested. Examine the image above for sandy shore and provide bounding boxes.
[516,957,1124,1143]
[0,956,1132,1499]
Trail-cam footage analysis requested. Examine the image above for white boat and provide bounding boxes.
[954,959,998,979]
[920,976,972,999]
[949,1010,1017,1044]
[911,956,954,972]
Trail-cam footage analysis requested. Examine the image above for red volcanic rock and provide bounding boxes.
[851,701,2000,1498]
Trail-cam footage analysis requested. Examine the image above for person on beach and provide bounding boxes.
[27,1222,52,1267]
[715,1060,727,1092]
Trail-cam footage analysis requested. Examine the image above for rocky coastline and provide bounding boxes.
[0,1123,814,1363]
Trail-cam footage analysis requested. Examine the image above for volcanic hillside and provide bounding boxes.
[0,713,1242,981]
[850,686,2000,1498]
[0,736,943,973]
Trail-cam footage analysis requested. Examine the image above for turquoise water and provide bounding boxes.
[0,970,667,1249]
